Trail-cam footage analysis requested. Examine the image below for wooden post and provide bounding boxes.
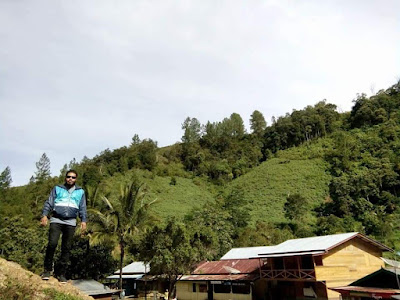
[297,256,300,278]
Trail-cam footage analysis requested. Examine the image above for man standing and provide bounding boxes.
[40,169,87,283]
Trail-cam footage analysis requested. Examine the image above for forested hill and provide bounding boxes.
[1,82,400,278]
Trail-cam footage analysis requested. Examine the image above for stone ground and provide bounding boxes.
[0,257,94,299]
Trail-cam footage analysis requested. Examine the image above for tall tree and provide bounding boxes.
[131,134,141,146]
[137,139,158,171]
[88,177,156,290]
[284,193,309,222]
[250,110,267,136]
[181,117,202,143]
[34,153,51,182]
[139,218,215,299]
[228,113,245,137]
[0,166,12,190]
[59,164,68,180]
[68,158,77,170]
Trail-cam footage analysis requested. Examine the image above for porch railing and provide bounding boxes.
[261,269,316,280]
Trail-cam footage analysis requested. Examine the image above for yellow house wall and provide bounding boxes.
[213,293,252,300]
[176,281,252,300]
[315,238,384,300]
[176,282,208,300]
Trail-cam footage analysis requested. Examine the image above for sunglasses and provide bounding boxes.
[66,176,77,179]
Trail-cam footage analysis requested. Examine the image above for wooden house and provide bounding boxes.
[220,232,391,300]
[330,267,400,299]
[177,259,260,300]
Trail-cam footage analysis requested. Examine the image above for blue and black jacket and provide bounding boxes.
[42,184,87,222]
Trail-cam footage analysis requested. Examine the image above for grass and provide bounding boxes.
[0,278,84,300]
[228,145,331,225]
[104,169,217,221]
[103,140,333,224]
[143,175,217,219]
[43,288,85,300]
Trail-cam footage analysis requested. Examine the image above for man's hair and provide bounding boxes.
[65,169,78,177]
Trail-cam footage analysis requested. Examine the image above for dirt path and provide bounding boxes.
[0,257,94,299]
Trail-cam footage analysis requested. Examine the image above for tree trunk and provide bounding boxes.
[119,242,124,291]
[168,279,175,300]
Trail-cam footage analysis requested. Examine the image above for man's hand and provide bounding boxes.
[40,216,48,226]
[80,222,87,232]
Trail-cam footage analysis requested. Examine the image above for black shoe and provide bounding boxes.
[41,271,51,280]
[58,275,68,283]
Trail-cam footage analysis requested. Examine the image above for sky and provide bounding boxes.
[1,0,399,186]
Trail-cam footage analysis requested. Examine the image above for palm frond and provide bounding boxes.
[101,195,115,211]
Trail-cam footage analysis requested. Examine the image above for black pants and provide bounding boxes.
[44,222,76,275]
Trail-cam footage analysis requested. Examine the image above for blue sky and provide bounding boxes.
[1,0,399,186]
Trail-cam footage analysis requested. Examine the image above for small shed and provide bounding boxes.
[106,261,153,297]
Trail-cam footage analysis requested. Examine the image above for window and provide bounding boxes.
[232,283,251,294]
[303,283,317,298]
[192,283,196,292]
[199,284,207,293]
[214,283,231,293]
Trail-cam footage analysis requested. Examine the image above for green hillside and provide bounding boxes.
[103,169,217,220]
[229,156,331,224]
[102,140,332,224]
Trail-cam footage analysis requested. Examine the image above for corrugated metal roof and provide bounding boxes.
[330,286,400,295]
[261,232,358,255]
[180,274,259,281]
[72,279,119,296]
[113,261,150,275]
[107,274,144,279]
[193,259,261,275]
[220,246,276,260]
[259,251,325,258]
[222,232,390,260]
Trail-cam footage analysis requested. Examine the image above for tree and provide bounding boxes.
[284,193,309,222]
[0,216,48,273]
[67,158,77,169]
[250,110,267,137]
[235,221,294,247]
[181,117,202,143]
[229,113,245,137]
[88,177,156,290]
[220,187,250,237]
[185,202,234,259]
[139,218,215,299]
[61,236,116,280]
[137,139,158,171]
[34,153,51,182]
[0,166,12,190]
[131,134,141,146]
[59,164,68,180]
